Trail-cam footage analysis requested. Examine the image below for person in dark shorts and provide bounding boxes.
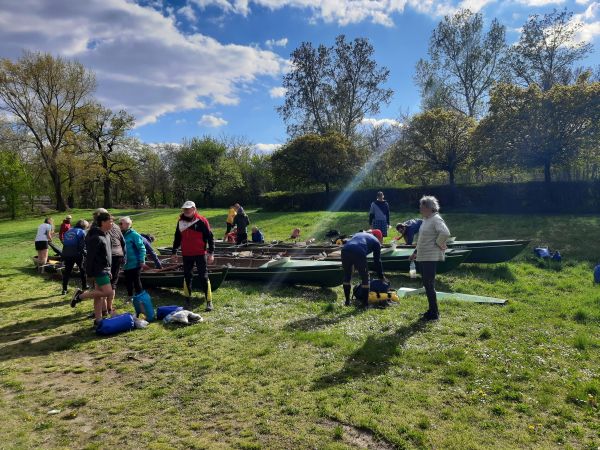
[172,201,215,311]
[341,229,386,307]
[71,213,114,327]
[34,217,54,268]
[61,219,89,295]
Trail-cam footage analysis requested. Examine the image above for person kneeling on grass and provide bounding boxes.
[70,212,114,327]
[341,229,386,308]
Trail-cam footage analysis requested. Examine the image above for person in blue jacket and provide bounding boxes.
[341,229,386,307]
[61,219,89,295]
[251,226,264,243]
[118,216,147,299]
[140,233,162,269]
[396,218,423,245]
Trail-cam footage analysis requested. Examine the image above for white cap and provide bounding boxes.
[181,200,196,209]
[66,215,72,219]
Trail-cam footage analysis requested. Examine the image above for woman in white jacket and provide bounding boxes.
[409,196,450,321]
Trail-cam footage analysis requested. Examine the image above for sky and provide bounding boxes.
[0,0,599,153]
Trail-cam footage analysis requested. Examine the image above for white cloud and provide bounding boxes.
[177,5,197,21]
[254,143,280,153]
[0,0,286,126]
[187,0,471,26]
[265,37,288,48]
[458,0,496,13]
[361,118,402,128]
[199,114,228,127]
[515,0,565,5]
[269,87,287,98]
[175,119,187,124]
[573,2,600,43]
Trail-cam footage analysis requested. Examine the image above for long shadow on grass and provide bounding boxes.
[0,294,61,309]
[313,319,427,389]
[284,309,361,332]
[0,313,83,345]
[0,326,97,362]
[451,264,517,282]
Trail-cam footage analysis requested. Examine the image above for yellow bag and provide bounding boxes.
[368,290,399,304]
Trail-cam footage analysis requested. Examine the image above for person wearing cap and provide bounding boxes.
[172,201,215,311]
[395,218,423,245]
[368,191,390,238]
[341,229,385,308]
[59,215,72,243]
[70,212,114,327]
[408,196,451,321]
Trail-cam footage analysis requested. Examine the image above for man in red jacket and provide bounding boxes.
[172,201,215,311]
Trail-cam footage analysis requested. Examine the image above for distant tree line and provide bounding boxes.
[1,8,599,217]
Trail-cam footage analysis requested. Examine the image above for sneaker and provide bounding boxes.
[70,289,83,308]
[344,299,351,306]
[420,311,439,321]
[61,289,67,295]
[86,311,95,319]
[205,301,213,312]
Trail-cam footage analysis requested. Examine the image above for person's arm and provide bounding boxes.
[172,224,181,252]
[368,203,375,225]
[385,202,390,226]
[135,234,146,267]
[371,243,385,279]
[47,224,54,242]
[78,232,86,256]
[434,217,451,249]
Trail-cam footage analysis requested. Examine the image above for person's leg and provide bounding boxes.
[39,248,48,266]
[62,257,75,293]
[194,255,212,311]
[107,256,122,313]
[341,249,354,306]
[124,268,135,297]
[420,261,439,319]
[182,256,195,308]
[355,256,370,308]
[76,257,88,289]
[132,267,143,295]
[75,278,113,323]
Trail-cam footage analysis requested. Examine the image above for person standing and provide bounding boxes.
[59,215,72,243]
[119,217,147,300]
[34,217,54,268]
[172,201,215,311]
[233,206,250,245]
[341,229,385,308]
[70,212,113,327]
[369,191,390,238]
[409,196,451,321]
[61,219,89,295]
[225,204,238,238]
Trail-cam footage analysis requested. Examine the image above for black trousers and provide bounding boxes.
[124,267,143,297]
[341,248,370,304]
[110,255,123,290]
[62,256,87,291]
[226,223,233,233]
[419,261,438,316]
[235,232,248,245]
[182,255,208,297]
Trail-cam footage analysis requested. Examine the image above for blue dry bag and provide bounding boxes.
[132,290,155,322]
[551,251,562,262]
[594,265,600,284]
[533,247,551,259]
[156,305,183,320]
[96,313,134,336]
[369,279,391,293]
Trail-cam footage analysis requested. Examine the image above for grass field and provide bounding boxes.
[1,208,599,449]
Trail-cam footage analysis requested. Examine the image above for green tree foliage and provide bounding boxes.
[0,149,31,219]
[415,9,506,117]
[476,78,600,183]
[401,108,477,185]
[271,132,363,193]
[0,52,95,211]
[504,9,593,91]
[172,137,243,206]
[278,35,393,138]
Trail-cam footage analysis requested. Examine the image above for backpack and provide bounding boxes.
[352,279,399,306]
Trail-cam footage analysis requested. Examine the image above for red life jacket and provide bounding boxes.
[176,213,212,256]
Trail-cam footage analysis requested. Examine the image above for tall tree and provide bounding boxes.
[415,9,506,118]
[79,103,135,208]
[278,35,393,138]
[476,78,600,183]
[0,52,95,211]
[505,9,593,91]
[271,132,362,193]
[402,108,476,185]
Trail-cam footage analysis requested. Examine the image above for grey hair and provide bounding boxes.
[119,216,132,228]
[420,195,440,212]
[93,207,108,219]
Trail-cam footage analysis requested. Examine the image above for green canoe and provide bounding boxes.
[446,240,530,263]
[127,267,228,291]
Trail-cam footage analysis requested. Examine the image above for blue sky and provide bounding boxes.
[0,0,598,152]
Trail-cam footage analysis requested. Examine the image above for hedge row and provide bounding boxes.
[258,182,600,214]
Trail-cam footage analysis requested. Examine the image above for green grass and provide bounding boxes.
[1,208,600,448]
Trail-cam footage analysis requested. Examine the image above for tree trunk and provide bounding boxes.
[49,167,67,211]
[102,155,112,208]
[325,182,330,193]
[544,161,552,183]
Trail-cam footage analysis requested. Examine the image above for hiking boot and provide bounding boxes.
[420,311,439,321]
[70,289,83,308]
[61,289,68,295]
[344,299,351,306]
[205,301,213,312]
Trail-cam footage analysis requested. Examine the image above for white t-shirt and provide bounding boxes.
[35,223,53,242]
